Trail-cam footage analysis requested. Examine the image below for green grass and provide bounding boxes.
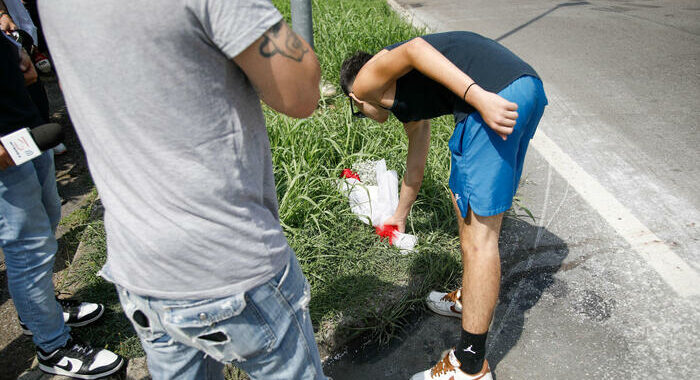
[54,188,99,265]
[54,0,535,376]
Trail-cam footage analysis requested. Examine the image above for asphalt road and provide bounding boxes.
[325,1,700,378]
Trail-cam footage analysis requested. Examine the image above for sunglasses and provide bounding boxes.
[349,98,366,119]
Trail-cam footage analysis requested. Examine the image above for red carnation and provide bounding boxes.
[340,168,361,181]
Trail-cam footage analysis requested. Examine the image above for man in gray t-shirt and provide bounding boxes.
[40,1,326,378]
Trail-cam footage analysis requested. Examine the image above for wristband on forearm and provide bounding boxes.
[463,82,477,102]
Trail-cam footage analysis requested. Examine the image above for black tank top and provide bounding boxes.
[385,31,539,123]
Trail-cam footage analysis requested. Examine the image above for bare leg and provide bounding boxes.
[450,192,503,334]
[410,195,502,378]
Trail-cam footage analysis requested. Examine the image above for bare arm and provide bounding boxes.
[353,38,519,139]
[234,20,320,118]
[383,119,430,232]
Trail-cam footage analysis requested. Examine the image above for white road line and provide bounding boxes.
[531,130,700,298]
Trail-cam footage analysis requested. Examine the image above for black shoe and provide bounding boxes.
[19,298,105,336]
[37,338,125,379]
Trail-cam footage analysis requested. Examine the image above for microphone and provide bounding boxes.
[29,123,64,151]
[1,123,64,165]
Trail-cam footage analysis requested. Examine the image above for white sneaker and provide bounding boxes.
[37,338,125,379]
[426,288,462,318]
[410,349,492,380]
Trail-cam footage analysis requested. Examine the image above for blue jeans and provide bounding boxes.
[0,151,70,352]
[117,253,328,380]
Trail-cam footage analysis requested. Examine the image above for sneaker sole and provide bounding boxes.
[426,302,461,319]
[21,307,105,336]
[38,357,125,380]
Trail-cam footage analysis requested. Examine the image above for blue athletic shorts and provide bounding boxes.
[448,75,547,217]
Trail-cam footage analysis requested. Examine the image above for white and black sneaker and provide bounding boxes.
[37,338,125,379]
[59,298,105,327]
[20,298,105,336]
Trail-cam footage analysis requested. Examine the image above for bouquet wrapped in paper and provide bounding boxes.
[338,160,418,252]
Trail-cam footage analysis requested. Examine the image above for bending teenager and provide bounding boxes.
[340,31,547,380]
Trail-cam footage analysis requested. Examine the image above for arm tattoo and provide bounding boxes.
[259,21,309,62]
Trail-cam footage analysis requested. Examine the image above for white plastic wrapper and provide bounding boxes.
[338,177,376,225]
[392,231,418,252]
[338,160,418,253]
[374,160,399,226]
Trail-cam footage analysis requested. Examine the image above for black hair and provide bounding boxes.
[339,51,374,96]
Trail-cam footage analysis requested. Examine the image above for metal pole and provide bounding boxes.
[290,0,314,49]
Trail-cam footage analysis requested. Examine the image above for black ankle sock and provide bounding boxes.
[454,329,487,374]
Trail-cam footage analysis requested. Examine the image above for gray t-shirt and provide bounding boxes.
[40,0,290,299]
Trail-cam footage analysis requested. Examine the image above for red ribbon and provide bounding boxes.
[340,168,361,181]
[375,224,398,244]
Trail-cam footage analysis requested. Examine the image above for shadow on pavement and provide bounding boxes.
[496,1,590,42]
[44,76,93,215]
[486,217,569,370]
[0,328,36,379]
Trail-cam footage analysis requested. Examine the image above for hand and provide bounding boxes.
[19,48,37,86]
[0,144,15,170]
[0,13,17,34]
[469,86,518,140]
[382,214,407,233]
